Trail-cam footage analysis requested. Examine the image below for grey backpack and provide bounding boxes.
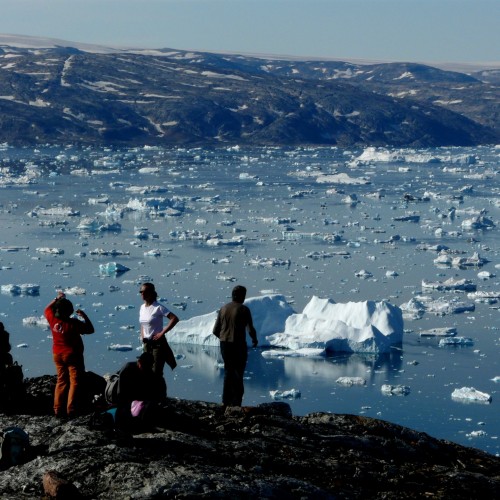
[104,374,120,405]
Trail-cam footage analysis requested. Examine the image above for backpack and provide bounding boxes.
[0,426,29,467]
[89,409,116,432]
[1,362,25,410]
[104,374,120,405]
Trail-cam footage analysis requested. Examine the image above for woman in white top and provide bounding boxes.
[139,282,179,384]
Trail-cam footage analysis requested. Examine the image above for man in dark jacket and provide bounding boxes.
[213,285,258,407]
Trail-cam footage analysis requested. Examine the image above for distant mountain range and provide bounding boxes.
[0,34,498,147]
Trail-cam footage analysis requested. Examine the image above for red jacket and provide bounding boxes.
[44,306,91,356]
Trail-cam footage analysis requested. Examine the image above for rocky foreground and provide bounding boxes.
[0,376,499,499]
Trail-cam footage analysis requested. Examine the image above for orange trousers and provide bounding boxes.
[53,352,85,418]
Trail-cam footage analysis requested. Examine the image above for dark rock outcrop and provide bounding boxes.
[0,376,499,499]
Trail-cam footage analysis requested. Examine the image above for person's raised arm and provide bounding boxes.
[75,309,95,335]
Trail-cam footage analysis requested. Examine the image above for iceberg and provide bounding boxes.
[439,337,474,347]
[168,294,296,347]
[107,344,134,352]
[99,262,130,275]
[22,315,49,328]
[269,389,301,400]
[419,327,457,337]
[36,247,64,255]
[1,284,40,295]
[421,278,476,292]
[451,387,491,403]
[266,296,404,354]
[336,377,366,386]
[381,384,411,396]
[400,296,475,316]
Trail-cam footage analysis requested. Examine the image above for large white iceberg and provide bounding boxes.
[451,387,492,403]
[168,294,296,347]
[266,296,403,354]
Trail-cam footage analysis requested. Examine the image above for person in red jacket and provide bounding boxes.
[44,291,95,419]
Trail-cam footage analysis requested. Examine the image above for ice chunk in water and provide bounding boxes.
[451,387,491,403]
[107,344,134,352]
[381,384,410,396]
[99,262,130,274]
[269,389,301,400]
[336,377,366,386]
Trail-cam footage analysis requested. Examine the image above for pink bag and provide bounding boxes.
[131,400,145,417]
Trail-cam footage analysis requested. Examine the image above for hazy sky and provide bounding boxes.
[1,0,498,63]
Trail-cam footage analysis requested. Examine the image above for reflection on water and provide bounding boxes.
[168,344,404,402]
[281,351,403,383]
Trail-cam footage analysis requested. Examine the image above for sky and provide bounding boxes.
[0,0,498,64]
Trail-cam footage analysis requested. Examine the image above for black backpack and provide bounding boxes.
[0,426,29,467]
[1,362,25,410]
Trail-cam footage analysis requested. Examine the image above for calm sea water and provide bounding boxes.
[0,144,498,455]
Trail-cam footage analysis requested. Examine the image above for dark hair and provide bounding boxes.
[232,285,247,302]
[141,282,158,301]
[54,298,74,319]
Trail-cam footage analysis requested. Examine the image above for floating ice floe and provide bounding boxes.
[393,214,420,223]
[22,316,49,328]
[419,327,457,337]
[88,195,110,205]
[400,296,475,317]
[451,252,489,268]
[247,257,291,267]
[354,147,445,165]
[89,248,130,256]
[451,387,491,403]
[477,271,495,280]
[282,231,341,243]
[206,236,245,246]
[354,269,373,279]
[36,247,64,255]
[63,286,86,295]
[381,384,410,396]
[466,430,487,438]
[1,284,40,295]
[144,249,161,257]
[461,216,495,230]
[269,389,301,400]
[261,348,325,358]
[316,173,370,185]
[336,377,366,386]
[31,206,80,217]
[107,344,134,352]
[307,251,350,260]
[0,246,29,252]
[266,296,404,355]
[439,337,474,347]
[134,227,158,240]
[99,262,130,275]
[169,294,296,347]
[421,278,476,292]
[77,218,121,232]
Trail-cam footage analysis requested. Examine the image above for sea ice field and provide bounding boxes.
[0,143,499,455]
